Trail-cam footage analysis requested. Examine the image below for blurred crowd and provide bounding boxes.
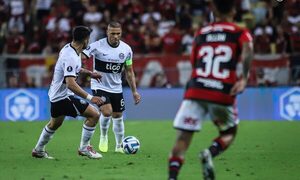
[0,0,299,55]
[0,0,300,88]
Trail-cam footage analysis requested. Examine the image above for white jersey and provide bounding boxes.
[48,43,82,102]
[83,38,133,93]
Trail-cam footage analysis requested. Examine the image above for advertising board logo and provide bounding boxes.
[280,88,300,121]
[5,89,39,121]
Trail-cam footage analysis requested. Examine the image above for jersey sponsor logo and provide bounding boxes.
[183,117,198,126]
[196,77,224,90]
[95,59,124,73]
[103,53,108,56]
[106,63,122,73]
[5,89,39,121]
[67,66,73,72]
[119,53,125,59]
[280,88,300,121]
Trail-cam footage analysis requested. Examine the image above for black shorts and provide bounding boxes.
[92,89,125,112]
[50,96,89,118]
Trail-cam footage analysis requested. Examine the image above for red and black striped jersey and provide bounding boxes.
[184,22,253,105]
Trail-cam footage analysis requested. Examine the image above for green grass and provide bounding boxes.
[0,120,299,180]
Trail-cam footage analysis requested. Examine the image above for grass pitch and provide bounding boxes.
[0,120,299,180]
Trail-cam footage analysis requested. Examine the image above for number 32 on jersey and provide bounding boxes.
[196,45,232,79]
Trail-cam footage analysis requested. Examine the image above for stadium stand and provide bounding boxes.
[0,0,299,88]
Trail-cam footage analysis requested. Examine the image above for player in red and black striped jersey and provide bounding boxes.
[185,19,253,105]
[168,0,254,179]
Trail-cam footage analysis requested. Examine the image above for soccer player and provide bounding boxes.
[168,0,254,179]
[32,26,104,159]
[82,21,141,153]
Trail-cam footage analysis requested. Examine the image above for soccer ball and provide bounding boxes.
[121,136,140,154]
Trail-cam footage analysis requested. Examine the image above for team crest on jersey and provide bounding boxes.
[67,66,73,72]
[119,53,125,59]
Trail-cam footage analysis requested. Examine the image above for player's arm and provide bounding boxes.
[63,57,102,105]
[82,43,95,59]
[80,43,102,81]
[230,33,254,95]
[80,68,102,82]
[65,76,103,105]
[240,41,254,81]
[124,63,141,105]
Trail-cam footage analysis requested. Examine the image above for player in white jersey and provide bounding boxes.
[83,21,141,153]
[32,26,104,159]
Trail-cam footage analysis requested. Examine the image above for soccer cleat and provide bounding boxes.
[115,147,124,153]
[200,149,215,180]
[78,145,102,159]
[32,149,54,159]
[99,136,108,152]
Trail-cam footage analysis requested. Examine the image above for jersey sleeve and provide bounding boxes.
[238,29,253,47]
[125,47,133,66]
[82,42,97,58]
[63,58,77,77]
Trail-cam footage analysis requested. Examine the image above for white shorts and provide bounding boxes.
[173,100,239,132]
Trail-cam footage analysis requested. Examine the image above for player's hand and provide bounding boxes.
[91,96,104,106]
[133,91,141,105]
[230,78,247,96]
[90,72,102,83]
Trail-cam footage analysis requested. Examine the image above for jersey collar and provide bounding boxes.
[70,43,80,56]
[106,38,120,48]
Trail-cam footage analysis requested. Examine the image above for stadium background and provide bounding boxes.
[0,0,299,121]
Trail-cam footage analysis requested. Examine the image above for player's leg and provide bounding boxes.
[111,93,126,153]
[168,100,204,180]
[92,90,113,152]
[73,98,102,159]
[32,116,65,159]
[32,98,70,159]
[111,112,124,153]
[200,126,237,180]
[169,130,194,180]
[200,104,239,180]
[206,104,239,156]
[98,104,113,152]
[205,125,237,158]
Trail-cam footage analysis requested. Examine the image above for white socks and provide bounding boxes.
[99,114,125,148]
[100,115,111,137]
[35,125,55,151]
[80,124,96,150]
[112,116,124,148]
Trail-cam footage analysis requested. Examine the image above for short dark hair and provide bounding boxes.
[72,26,92,42]
[213,0,236,15]
[108,21,121,29]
